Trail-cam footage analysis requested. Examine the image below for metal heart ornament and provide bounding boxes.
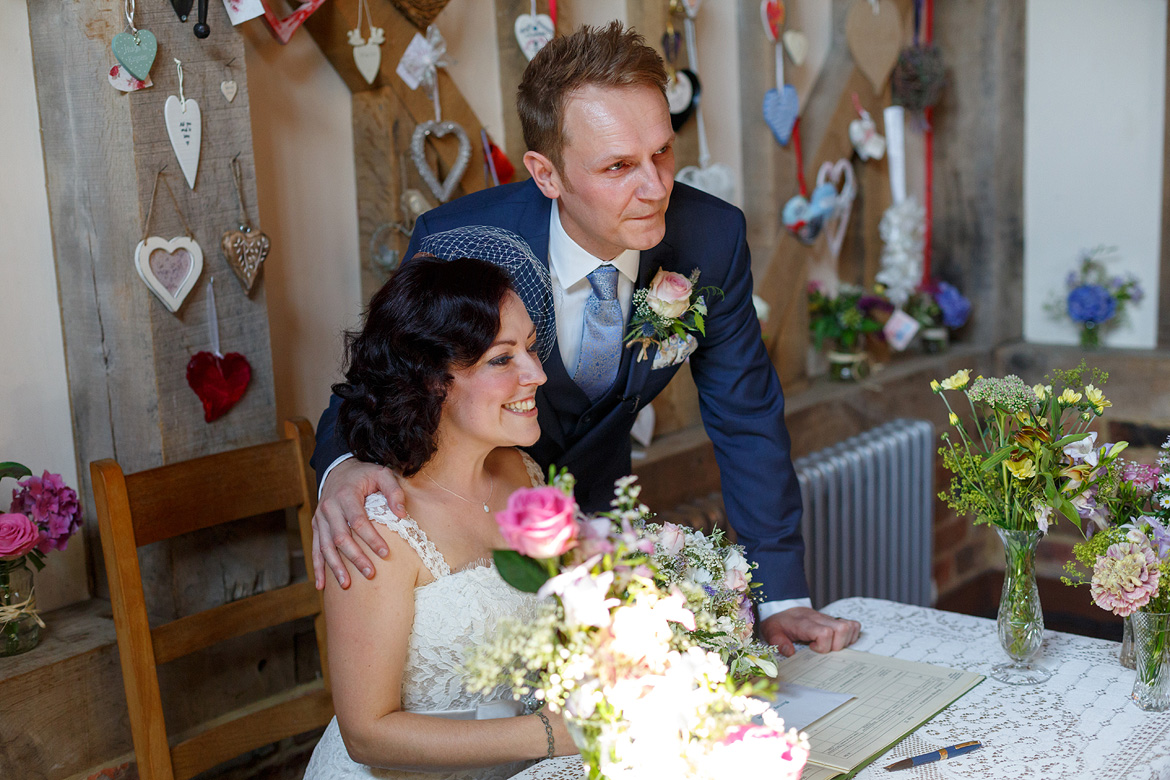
[260,0,328,44]
[845,0,902,94]
[514,14,554,61]
[763,85,799,146]
[221,222,270,295]
[666,69,701,131]
[111,29,157,81]
[815,159,857,259]
[411,120,471,203]
[165,95,201,189]
[135,236,203,313]
[675,163,735,204]
[849,109,886,160]
[760,0,784,42]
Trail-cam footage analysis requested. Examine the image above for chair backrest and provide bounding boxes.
[91,418,332,780]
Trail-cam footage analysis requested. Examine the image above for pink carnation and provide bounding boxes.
[1123,463,1160,494]
[496,486,578,559]
[10,471,82,552]
[0,513,41,558]
[1090,541,1161,617]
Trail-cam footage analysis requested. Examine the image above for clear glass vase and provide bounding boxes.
[0,557,42,657]
[565,715,619,780]
[993,527,1050,685]
[1130,611,1170,711]
[1120,616,1136,669]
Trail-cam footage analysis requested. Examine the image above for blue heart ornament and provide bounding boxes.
[782,193,827,245]
[112,29,158,82]
[807,183,839,220]
[763,85,800,146]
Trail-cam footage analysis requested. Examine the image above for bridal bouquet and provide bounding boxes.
[465,472,808,780]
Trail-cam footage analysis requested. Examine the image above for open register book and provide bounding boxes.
[771,648,985,780]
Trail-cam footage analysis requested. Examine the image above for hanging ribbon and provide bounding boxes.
[791,117,807,198]
[397,25,451,121]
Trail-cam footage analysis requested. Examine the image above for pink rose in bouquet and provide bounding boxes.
[657,522,687,556]
[10,471,82,552]
[496,486,578,559]
[699,722,810,780]
[0,513,41,559]
[646,269,693,319]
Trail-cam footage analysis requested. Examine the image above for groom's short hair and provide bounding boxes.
[517,21,667,174]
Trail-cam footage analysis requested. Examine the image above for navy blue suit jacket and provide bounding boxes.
[312,180,809,602]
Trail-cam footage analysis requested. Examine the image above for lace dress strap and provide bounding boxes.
[518,450,546,487]
[365,493,450,579]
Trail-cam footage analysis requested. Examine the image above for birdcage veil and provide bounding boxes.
[416,226,556,362]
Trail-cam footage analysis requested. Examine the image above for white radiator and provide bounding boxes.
[794,418,934,609]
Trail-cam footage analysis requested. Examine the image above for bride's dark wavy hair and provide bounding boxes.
[333,255,514,476]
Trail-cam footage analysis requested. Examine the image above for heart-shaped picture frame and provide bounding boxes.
[260,0,328,44]
[135,235,203,313]
[411,120,472,203]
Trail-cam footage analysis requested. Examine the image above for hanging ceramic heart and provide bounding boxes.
[783,30,808,66]
[111,29,157,82]
[815,159,857,259]
[187,351,252,422]
[108,64,152,92]
[762,85,799,146]
[352,26,385,84]
[135,236,203,313]
[760,0,784,42]
[221,222,270,295]
[411,120,472,203]
[515,13,554,61]
[849,109,885,160]
[845,0,902,95]
[220,79,237,102]
[666,69,701,131]
[260,0,328,44]
[675,163,736,204]
[165,95,201,189]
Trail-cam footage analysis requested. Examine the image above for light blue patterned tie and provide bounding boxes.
[573,265,622,402]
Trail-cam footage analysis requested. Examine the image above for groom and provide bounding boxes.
[311,23,859,656]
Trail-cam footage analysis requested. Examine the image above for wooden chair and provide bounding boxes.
[91,419,332,780]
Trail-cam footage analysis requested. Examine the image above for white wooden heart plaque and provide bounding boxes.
[783,30,808,66]
[220,79,238,102]
[164,95,201,189]
[353,42,382,84]
[514,13,554,61]
[135,236,203,313]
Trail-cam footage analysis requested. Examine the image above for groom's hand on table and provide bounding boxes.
[761,607,861,657]
[311,458,406,590]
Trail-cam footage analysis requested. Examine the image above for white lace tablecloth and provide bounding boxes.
[513,597,1170,780]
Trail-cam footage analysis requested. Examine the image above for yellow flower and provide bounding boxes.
[930,380,942,393]
[1085,384,1111,414]
[1032,383,1052,400]
[1006,458,1037,480]
[949,413,960,426]
[1013,426,1051,448]
[1059,388,1082,406]
[940,370,971,391]
[1060,463,1095,489]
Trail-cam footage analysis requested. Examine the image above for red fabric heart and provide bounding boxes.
[487,140,514,185]
[186,351,252,423]
[260,0,328,44]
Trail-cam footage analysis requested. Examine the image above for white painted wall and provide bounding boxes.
[1024,0,1166,347]
[0,1,87,611]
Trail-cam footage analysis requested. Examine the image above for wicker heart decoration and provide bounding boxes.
[260,0,328,44]
[221,222,270,295]
[411,120,471,203]
[815,159,857,259]
[135,236,203,313]
[186,351,252,423]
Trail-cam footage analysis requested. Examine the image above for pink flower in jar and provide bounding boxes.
[646,269,693,319]
[0,513,40,559]
[495,486,578,559]
[10,471,82,552]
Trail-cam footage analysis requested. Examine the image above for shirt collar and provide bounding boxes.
[548,201,640,288]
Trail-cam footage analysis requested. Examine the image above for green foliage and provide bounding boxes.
[492,549,550,593]
[807,284,885,351]
[0,462,31,483]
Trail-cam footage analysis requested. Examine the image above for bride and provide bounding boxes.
[303,255,575,779]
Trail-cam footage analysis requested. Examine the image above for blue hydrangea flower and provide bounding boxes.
[935,282,970,329]
[1067,284,1116,324]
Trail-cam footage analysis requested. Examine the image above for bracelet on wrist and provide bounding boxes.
[535,710,554,759]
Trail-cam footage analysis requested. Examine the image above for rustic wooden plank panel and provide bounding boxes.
[494,0,550,174]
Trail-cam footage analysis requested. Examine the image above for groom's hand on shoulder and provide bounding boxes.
[312,459,405,590]
[760,607,861,657]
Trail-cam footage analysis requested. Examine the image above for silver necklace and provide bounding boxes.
[424,471,494,513]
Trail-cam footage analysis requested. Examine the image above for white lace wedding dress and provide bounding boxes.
[302,453,544,780]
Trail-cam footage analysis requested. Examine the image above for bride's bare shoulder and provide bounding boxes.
[489,448,544,490]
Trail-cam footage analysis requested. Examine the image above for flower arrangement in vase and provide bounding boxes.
[1063,437,1170,709]
[931,364,1127,684]
[1045,246,1143,348]
[905,279,971,353]
[0,462,83,656]
[466,471,808,780]
[807,283,891,381]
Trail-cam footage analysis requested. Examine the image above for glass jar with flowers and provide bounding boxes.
[906,280,971,354]
[1045,246,1143,349]
[808,283,888,381]
[0,462,83,656]
[932,364,1127,685]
